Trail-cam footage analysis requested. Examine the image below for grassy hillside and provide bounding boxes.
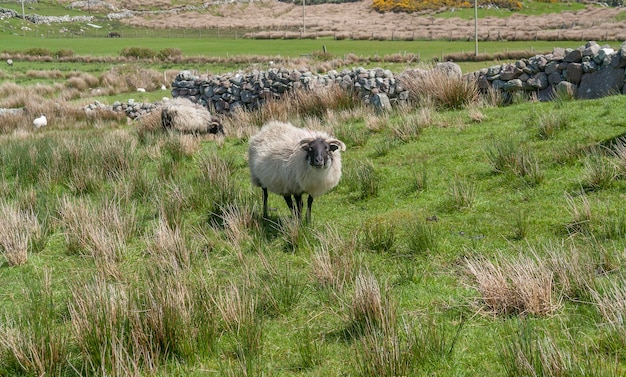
[1,80,626,375]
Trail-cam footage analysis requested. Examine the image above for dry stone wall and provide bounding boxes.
[170,66,406,114]
[467,41,626,101]
[171,41,626,114]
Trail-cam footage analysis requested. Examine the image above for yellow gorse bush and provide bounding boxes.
[371,0,522,13]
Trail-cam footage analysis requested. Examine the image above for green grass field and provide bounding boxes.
[1,1,626,376]
[1,87,626,375]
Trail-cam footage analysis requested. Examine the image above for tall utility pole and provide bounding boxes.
[302,0,306,34]
[474,0,478,56]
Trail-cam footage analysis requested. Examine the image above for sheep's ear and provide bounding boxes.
[328,139,346,152]
[299,138,313,150]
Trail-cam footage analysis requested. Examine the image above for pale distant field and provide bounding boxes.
[51,0,626,41]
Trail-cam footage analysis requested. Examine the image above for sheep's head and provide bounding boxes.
[300,137,345,168]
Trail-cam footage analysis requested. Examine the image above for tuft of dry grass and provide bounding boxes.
[310,226,357,292]
[0,199,42,266]
[350,271,385,332]
[57,196,137,277]
[466,251,560,317]
[564,191,593,236]
[400,69,479,110]
[611,140,626,178]
[0,272,70,376]
[148,219,191,272]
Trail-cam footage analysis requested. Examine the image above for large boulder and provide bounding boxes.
[577,67,625,99]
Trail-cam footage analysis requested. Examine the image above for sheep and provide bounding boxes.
[33,114,47,129]
[6,59,12,66]
[136,87,146,92]
[248,121,346,222]
[161,97,223,135]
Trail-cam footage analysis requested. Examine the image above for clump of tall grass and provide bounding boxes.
[66,72,100,91]
[448,174,476,210]
[501,322,576,377]
[351,276,461,377]
[525,109,570,139]
[0,272,70,376]
[361,218,396,253]
[564,191,593,236]
[345,159,379,199]
[197,149,247,218]
[219,203,259,254]
[485,139,544,185]
[371,137,400,157]
[389,110,428,143]
[466,251,559,317]
[213,282,264,375]
[600,208,626,240]
[611,140,626,177]
[69,270,217,375]
[238,83,361,126]
[100,64,165,92]
[349,271,389,333]
[401,69,479,110]
[147,219,191,271]
[408,164,428,193]
[156,179,193,227]
[0,199,43,266]
[543,241,598,302]
[333,122,369,148]
[311,226,358,292]
[590,277,626,361]
[295,323,324,370]
[580,153,616,192]
[404,218,438,255]
[255,255,304,317]
[57,196,138,277]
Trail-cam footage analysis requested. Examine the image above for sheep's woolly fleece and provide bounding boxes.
[33,114,47,128]
[161,97,220,134]
[248,120,345,199]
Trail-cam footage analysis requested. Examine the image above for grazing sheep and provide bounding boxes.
[6,59,12,66]
[161,98,223,135]
[136,87,146,92]
[33,114,47,129]
[248,121,346,222]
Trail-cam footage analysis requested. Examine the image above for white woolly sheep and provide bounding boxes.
[6,59,13,66]
[161,97,223,135]
[33,114,47,129]
[248,121,346,222]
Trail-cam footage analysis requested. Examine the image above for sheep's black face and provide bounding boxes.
[304,138,333,168]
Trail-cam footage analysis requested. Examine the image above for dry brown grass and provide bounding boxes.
[0,200,42,266]
[310,226,358,292]
[93,0,626,42]
[466,251,560,317]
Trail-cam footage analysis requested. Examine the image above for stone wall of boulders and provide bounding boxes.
[170,66,407,114]
[171,41,626,114]
[466,41,626,101]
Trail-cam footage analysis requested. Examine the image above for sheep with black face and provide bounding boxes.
[248,121,346,222]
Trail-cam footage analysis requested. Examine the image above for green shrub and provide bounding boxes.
[120,46,157,59]
[54,49,74,58]
[158,47,183,60]
[24,47,52,56]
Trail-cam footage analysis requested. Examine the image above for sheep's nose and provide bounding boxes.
[314,156,324,166]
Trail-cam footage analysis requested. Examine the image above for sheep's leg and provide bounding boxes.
[262,188,269,218]
[283,194,294,215]
[306,195,314,223]
[294,194,303,220]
